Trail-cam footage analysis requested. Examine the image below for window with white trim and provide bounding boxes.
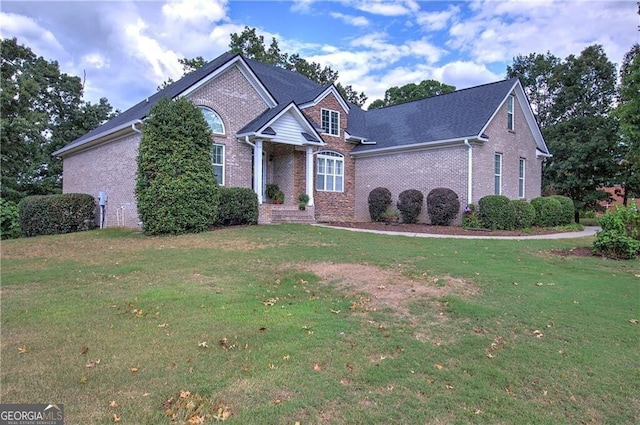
[316,151,344,192]
[321,109,339,136]
[211,144,225,185]
[199,106,225,134]
[494,153,503,195]
[507,95,515,131]
[518,158,526,198]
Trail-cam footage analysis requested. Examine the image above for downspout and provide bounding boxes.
[464,139,472,205]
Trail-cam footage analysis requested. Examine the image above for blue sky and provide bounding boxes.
[1,0,637,111]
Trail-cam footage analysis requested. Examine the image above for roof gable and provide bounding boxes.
[298,85,350,114]
[351,78,549,155]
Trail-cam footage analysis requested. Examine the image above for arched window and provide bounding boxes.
[198,106,225,134]
[316,151,344,192]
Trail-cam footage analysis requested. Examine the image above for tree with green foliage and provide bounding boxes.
[615,44,640,205]
[506,52,561,128]
[135,97,219,235]
[229,26,367,106]
[1,37,114,202]
[507,45,619,216]
[158,56,208,90]
[368,79,456,109]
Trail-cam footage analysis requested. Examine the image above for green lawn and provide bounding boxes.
[1,225,638,424]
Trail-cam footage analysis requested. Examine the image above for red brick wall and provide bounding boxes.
[301,93,356,222]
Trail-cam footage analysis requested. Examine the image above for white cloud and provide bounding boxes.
[447,0,637,66]
[431,61,502,89]
[416,5,460,31]
[330,12,370,27]
[290,0,317,14]
[0,12,66,59]
[349,0,419,16]
[82,53,110,69]
[162,0,228,24]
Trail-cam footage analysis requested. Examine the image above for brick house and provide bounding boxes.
[53,52,551,227]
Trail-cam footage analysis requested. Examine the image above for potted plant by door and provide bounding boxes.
[298,193,310,210]
[266,184,285,204]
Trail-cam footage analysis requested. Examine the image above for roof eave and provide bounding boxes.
[350,136,484,158]
[52,120,139,157]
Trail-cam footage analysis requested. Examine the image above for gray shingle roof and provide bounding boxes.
[351,78,519,153]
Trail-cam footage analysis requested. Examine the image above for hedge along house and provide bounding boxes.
[53,52,551,227]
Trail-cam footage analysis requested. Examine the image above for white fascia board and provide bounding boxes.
[478,79,519,137]
[536,149,553,158]
[177,56,277,108]
[479,80,551,157]
[52,120,138,157]
[257,103,325,142]
[298,85,350,113]
[350,137,482,158]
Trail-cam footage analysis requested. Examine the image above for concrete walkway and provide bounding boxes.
[313,224,601,240]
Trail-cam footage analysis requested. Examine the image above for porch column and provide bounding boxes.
[305,146,314,206]
[254,140,263,204]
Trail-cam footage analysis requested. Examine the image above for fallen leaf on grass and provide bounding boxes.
[533,330,543,338]
[130,367,138,373]
[85,359,100,368]
[17,346,31,354]
[198,341,209,348]
[630,319,639,324]
[434,364,443,370]
[313,364,322,371]
[80,345,89,355]
[445,384,454,389]
[330,309,341,314]
[109,401,118,408]
[158,323,169,328]
[112,413,121,423]
[262,298,278,306]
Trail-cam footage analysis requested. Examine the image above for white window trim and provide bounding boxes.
[316,151,344,192]
[321,108,339,136]
[199,106,225,135]
[212,143,225,186]
[494,153,503,195]
[519,157,526,198]
[507,95,515,131]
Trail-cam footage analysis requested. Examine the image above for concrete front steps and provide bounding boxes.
[259,204,315,224]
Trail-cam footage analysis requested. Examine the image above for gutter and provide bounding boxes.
[52,120,141,157]
[350,136,484,158]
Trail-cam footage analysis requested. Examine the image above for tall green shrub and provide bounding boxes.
[426,188,460,226]
[531,197,563,227]
[18,193,95,237]
[368,187,392,222]
[592,205,640,259]
[511,199,536,229]
[550,195,575,225]
[478,195,516,230]
[1,198,21,239]
[397,189,424,224]
[136,97,219,235]
[217,187,258,226]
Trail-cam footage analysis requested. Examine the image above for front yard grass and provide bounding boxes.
[1,225,638,424]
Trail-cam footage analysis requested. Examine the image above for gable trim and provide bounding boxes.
[237,102,325,146]
[177,55,277,108]
[479,79,551,156]
[299,85,350,113]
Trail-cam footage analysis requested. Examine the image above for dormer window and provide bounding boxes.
[321,109,339,136]
[507,95,515,131]
[199,106,225,134]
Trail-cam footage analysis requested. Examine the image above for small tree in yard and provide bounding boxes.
[427,188,460,226]
[136,97,218,235]
[368,187,392,222]
[397,189,423,224]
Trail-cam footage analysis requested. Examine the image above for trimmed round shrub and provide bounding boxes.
[426,188,460,226]
[511,199,536,229]
[550,195,574,225]
[531,196,563,227]
[18,193,96,237]
[368,187,392,222]
[136,97,219,235]
[1,198,21,239]
[397,189,424,224]
[478,195,516,230]
[217,187,258,226]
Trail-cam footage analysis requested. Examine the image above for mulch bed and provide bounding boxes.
[322,222,572,237]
